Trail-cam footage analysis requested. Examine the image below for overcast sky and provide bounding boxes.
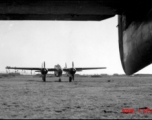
[1,15,152,75]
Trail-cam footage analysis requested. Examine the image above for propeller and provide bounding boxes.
[41,61,46,69]
[41,61,48,74]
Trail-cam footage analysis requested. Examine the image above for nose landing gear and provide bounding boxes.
[42,75,46,82]
[69,77,72,82]
[59,78,61,82]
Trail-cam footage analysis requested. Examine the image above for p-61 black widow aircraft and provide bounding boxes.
[63,62,106,82]
[6,61,106,82]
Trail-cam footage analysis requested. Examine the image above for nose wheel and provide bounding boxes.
[59,78,61,82]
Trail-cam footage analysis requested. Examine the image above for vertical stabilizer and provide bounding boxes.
[72,61,74,68]
[42,61,45,68]
[65,63,67,68]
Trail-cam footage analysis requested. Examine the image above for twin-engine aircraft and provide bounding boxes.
[6,62,106,82]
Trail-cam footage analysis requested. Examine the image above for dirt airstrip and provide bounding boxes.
[0,74,152,119]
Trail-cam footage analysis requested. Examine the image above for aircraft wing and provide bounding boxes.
[35,69,57,72]
[0,0,142,21]
[6,66,41,71]
[63,67,106,72]
[75,67,106,71]
[63,68,70,72]
[6,66,57,71]
[47,68,57,71]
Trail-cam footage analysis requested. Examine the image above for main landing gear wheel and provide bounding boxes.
[69,77,72,82]
[72,75,74,81]
[59,78,61,82]
[42,75,46,82]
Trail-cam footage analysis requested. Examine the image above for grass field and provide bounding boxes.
[0,74,152,119]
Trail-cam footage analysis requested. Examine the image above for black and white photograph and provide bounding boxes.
[0,0,152,119]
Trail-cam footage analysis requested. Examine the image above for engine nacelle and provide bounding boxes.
[69,68,76,75]
[41,68,48,75]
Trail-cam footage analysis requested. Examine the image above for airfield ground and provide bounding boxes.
[0,74,152,119]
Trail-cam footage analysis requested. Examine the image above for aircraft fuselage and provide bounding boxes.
[54,64,63,77]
